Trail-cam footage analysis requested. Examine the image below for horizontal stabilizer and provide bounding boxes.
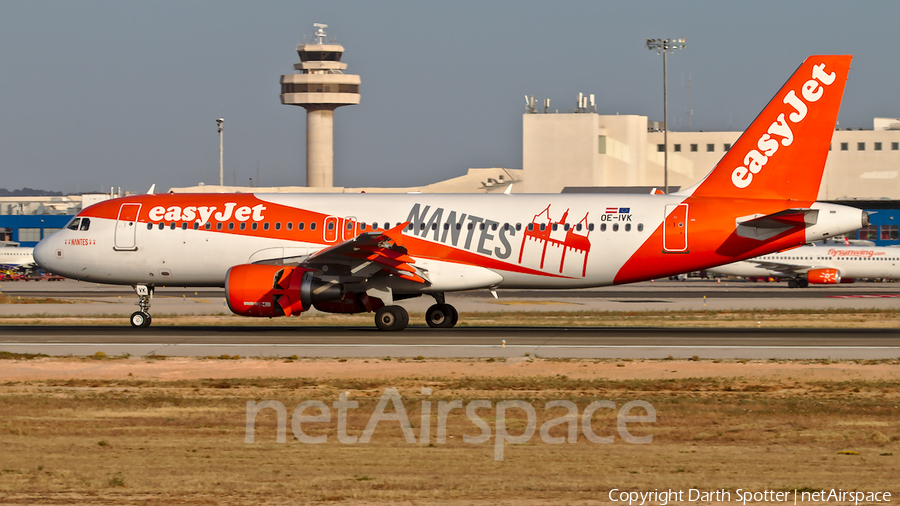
[736,208,819,240]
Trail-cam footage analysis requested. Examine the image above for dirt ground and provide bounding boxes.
[1,355,899,382]
[1,357,898,505]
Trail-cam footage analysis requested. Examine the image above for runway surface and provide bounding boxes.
[2,325,898,360]
[2,279,898,359]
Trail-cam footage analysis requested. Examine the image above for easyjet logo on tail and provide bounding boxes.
[731,63,836,189]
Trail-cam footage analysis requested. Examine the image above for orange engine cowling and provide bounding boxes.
[806,268,841,284]
[225,264,341,317]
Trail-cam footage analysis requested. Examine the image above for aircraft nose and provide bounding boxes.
[33,236,55,271]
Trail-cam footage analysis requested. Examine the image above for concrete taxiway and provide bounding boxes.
[1,279,897,359]
[0,326,897,360]
[2,278,899,317]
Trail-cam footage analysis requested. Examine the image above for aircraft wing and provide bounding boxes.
[289,222,430,284]
[741,260,816,276]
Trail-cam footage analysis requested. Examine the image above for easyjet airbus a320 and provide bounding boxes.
[34,56,868,330]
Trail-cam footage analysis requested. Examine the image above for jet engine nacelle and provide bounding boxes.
[225,264,341,317]
[806,268,841,284]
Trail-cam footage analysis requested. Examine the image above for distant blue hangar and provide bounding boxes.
[0,215,72,247]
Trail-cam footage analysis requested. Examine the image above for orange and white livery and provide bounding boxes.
[709,243,900,287]
[34,56,868,330]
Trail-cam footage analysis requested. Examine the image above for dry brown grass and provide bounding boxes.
[0,294,75,305]
[0,359,898,504]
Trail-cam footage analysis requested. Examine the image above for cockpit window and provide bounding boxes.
[79,218,91,231]
[66,218,81,230]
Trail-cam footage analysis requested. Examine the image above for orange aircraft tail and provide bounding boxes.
[683,55,852,202]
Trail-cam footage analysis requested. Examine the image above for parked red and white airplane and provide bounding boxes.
[34,55,868,330]
[708,242,900,287]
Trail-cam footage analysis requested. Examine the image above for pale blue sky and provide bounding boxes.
[1,1,897,193]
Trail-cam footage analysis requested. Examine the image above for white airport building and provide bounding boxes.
[172,111,900,202]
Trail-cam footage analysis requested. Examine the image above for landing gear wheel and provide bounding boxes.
[798,278,809,288]
[426,304,456,328]
[448,304,459,327]
[375,306,409,331]
[787,280,798,288]
[130,311,152,328]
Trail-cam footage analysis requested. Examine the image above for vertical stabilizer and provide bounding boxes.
[682,55,852,201]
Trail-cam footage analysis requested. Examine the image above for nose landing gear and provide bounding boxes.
[130,285,153,328]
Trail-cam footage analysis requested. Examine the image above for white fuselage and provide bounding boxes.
[33,193,866,293]
[709,244,900,280]
[0,247,35,269]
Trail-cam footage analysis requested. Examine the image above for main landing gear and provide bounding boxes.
[374,305,409,332]
[130,285,153,328]
[787,277,809,289]
[425,303,458,329]
[373,293,459,331]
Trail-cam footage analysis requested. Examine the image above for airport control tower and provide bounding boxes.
[280,23,360,188]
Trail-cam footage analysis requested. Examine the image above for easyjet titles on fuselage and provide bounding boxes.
[731,62,837,189]
[147,203,267,224]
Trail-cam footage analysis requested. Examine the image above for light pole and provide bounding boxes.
[216,118,224,186]
[646,38,686,195]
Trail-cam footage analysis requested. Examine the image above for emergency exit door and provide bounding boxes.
[663,204,688,253]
